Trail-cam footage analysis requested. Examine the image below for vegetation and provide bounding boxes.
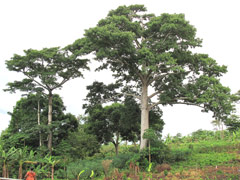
[1,130,240,179]
[70,4,234,150]
[5,47,89,154]
[1,3,240,180]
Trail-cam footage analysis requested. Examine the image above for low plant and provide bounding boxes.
[102,159,112,177]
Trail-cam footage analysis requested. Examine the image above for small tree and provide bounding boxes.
[15,147,28,179]
[5,46,89,153]
[44,155,60,180]
[0,147,16,178]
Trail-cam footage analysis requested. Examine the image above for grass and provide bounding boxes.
[96,131,240,180]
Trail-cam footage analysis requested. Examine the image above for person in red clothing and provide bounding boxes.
[24,168,37,180]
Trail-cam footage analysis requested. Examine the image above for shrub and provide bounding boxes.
[66,159,103,180]
[155,164,171,173]
[102,159,112,176]
[112,153,134,169]
[168,149,192,163]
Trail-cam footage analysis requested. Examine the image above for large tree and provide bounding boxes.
[5,47,89,153]
[71,5,232,149]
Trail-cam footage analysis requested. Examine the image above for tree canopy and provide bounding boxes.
[5,47,89,153]
[70,4,232,149]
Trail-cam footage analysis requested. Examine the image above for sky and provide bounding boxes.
[0,0,240,137]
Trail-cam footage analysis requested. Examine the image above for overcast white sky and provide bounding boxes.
[0,0,240,137]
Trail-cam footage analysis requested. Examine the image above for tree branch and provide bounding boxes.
[112,58,145,83]
[149,97,204,110]
[148,101,162,110]
[171,102,205,109]
[25,74,48,90]
[123,92,141,100]
[148,91,162,100]
[53,78,70,90]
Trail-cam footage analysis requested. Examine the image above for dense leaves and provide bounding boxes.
[1,94,78,153]
[70,4,233,149]
[5,46,89,153]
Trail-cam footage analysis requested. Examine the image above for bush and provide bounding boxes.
[168,149,192,163]
[127,152,149,169]
[112,153,134,169]
[66,159,103,180]
[102,159,112,176]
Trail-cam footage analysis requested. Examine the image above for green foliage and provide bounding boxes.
[112,153,134,169]
[168,149,192,162]
[175,152,236,168]
[75,4,235,150]
[127,151,149,169]
[55,125,100,159]
[5,46,89,153]
[143,129,170,164]
[225,114,240,132]
[1,94,78,153]
[66,159,103,180]
[191,129,215,141]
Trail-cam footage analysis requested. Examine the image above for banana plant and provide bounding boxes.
[15,147,28,179]
[0,147,16,177]
[90,170,94,179]
[77,170,85,180]
[44,155,60,180]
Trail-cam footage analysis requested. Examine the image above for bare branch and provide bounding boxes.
[25,74,48,90]
[53,78,70,90]
[161,32,171,45]
[113,58,144,82]
[171,102,205,109]
[148,91,162,99]
[149,70,190,85]
[148,101,162,110]
[149,96,203,110]
[148,72,169,85]
[134,39,141,49]
[123,92,141,100]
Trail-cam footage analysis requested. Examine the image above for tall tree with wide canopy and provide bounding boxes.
[71,5,231,149]
[5,47,89,153]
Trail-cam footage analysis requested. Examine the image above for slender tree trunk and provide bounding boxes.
[149,141,151,164]
[220,120,224,140]
[114,143,119,155]
[48,92,53,154]
[133,141,137,147]
[51,165,54,180]
[115,132,120,155]
[112,136,119,155]
[6,165,9,178]
[38,100,42,147]
[3,162,6,177]
[18,163,23,179]
[140,82,149,150]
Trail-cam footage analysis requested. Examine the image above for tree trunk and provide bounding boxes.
[220,120,224,140]
[18,163,23,179]
[6,165,9,178]
[140,82,149,150]
[112,134,119,155]
[38,100,42,147]
[114,143,119,156]
[51,165,54,180]
[3,162,6,177]
[115,132,120,155]
[148,141,151,164]
[48,92,53,154]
